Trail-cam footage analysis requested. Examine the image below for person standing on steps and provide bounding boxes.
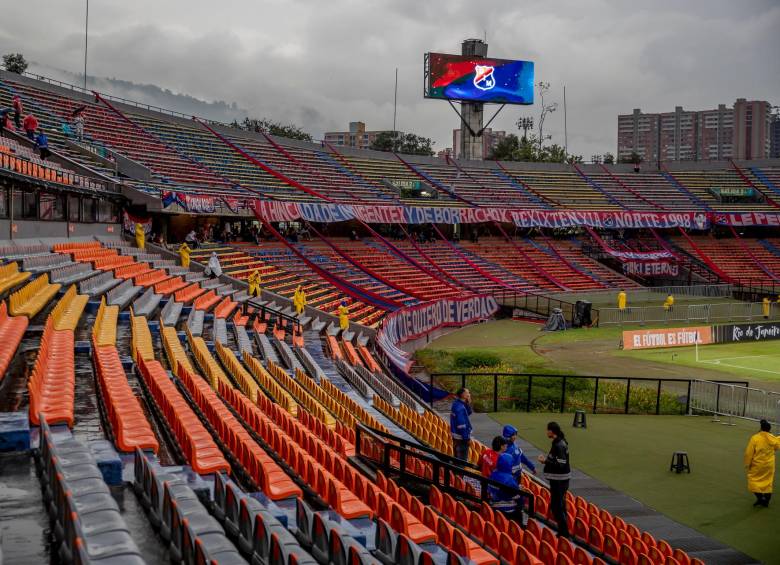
[488,452,524,522]
[502,425,537,483]
[35,129,51,160]
[480,436,507,477]
[538,421,571,538]
[22,113,38,140]
[12,95,22,129]
[744,419,780,508]
[450,387,473,462]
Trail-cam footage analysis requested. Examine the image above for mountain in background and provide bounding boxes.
[28,61,249,125]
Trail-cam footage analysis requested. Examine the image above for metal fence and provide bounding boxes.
[430,372,748,416]
[494,290,583,324]
[690,380,780,425]
[546,284,734,304]
[598,302,780,326]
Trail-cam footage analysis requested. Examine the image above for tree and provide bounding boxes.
[488,134,579,164]
[603,152,615,165]
[619,151,642,165]
[233,117,312,141]
[369,131,434,156]
[490,134,520,160]
[2,53,28,74]
[536,82,558,152]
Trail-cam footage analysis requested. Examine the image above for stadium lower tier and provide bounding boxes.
[0,236,710,565]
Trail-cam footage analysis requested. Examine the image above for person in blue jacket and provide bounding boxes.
[450,387,472,461]
[503,424,536,482]
[488,452,523,522]
[35,129,51,160]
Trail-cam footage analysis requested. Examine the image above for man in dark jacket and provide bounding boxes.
[450,387,472,461]
[538,421,571,538]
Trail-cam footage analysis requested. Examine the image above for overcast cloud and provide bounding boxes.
[2,0,779,158]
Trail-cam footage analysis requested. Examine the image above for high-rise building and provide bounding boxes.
[324,122,399,150]
[770,113,780,159]
[452,128,507,159]
[732,99,772,160]
[617,99,773,163]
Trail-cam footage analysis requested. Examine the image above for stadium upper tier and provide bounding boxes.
[2,71,780,213]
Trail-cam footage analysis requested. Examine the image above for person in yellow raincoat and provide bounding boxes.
[744,419,780,507]
[293,285,303,314]
[179,242,191,269]
[617,290,627,311]
[762,297,770,319]
[135,222,145,250]
[338,300,349,331]
[297,287,307,315]
[247,269,261,297]
[663,293,674,312]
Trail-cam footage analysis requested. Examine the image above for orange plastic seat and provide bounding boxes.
[390,502,436,544]
[451,528,499,565]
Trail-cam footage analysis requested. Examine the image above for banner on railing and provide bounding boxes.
[712,212,780,227]
[162,191,217,213]
[713,321,780,344]
[622,326,712,350]
[514,210,709,230]
[221,196,248,214]
[249,201,710,229]
[377,295,499,371]
[622,261,679,277]
[122,210,151,234]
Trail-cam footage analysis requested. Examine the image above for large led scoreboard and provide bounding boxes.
[424,52,534,105]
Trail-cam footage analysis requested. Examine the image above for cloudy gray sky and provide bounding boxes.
[2,0,779,158]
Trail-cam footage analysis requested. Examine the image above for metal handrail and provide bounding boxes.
[20,71,228,124]
[354,423,535,513]
[0,149,109,192]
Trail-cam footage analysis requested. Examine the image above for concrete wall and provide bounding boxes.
[0,219,120,240]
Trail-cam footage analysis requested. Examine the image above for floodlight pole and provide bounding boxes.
[393,68,398,134]
[564,85,568,155]
[83,0,89,91]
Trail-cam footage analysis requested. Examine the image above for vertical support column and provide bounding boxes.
[459,39,487,161]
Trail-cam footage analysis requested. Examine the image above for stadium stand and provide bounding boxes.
[4,63,780,565]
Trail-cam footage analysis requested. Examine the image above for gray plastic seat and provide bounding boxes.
[22,253,72,273]
[234,324,253,356]
[160,300,183,326]
[79,272,121,297]
[50,262,96,285]
[132,287,162,317]
[232,290,250,303]
[106,279,142,309]
[187,308,205,337]
[213,317,228,345]
[255,333,280,365]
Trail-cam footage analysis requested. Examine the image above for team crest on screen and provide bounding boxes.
[473,65,495,91]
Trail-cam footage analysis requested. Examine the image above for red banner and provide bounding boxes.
[712,212,780,227]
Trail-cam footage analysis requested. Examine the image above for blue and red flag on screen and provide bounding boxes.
[426,53,534,105]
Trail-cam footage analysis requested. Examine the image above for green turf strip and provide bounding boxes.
[619,342,780,381]
[494,412,779,563]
